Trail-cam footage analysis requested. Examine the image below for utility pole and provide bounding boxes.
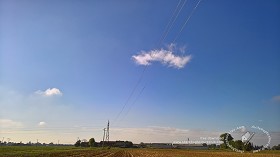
[102,120,110,148]
[102,128,106,148]
[105,120,109,144]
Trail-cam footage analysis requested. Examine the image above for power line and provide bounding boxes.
[120,85,146,122]
[114,1,186,123]
[157,0,187,46]
[112,0,185,126]
[112,0,202,126]
[173,0,202,43]
[112,66,147,125]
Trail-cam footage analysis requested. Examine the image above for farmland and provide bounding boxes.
[1,147,280,157]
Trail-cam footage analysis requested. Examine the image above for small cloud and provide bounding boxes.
[167,43,176,51]
[0,119,23,128]
[241,126,247,132]
[179,45,187,53]
[38,121,46,126]
[271,95,280,103]
[35,88,62,97]
[132,44,191,69]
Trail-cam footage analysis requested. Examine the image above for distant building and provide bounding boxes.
[173,143,208,150]
[144,143,173,149]
[140,143,208,149]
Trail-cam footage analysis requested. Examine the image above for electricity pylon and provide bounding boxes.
[102,120,110,147]
[106,120,109,143]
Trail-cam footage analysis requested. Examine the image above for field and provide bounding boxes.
[1,146,280,157]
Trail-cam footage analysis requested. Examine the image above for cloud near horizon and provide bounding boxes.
[38,121,46,127]
[35,88,62,97]
[0,119,23,128]
[132,44,191,69]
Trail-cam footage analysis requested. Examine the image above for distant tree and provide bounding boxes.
[209,144,216,149]
[272,144,280,150]
[89,138,95,147]
[220,133,233,149]
[234,140,244,150]
[140,142,146,148]
[244,142,253,151]
[74,140,81,147]
[26,141,32,146]
[254,145,262,150]
[81,141,89,147]
[124,141,133,148]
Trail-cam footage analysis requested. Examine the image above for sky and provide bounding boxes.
[0,0,280,146]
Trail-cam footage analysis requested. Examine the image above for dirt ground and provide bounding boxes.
[36,149,280,157]
[1,147,280,157]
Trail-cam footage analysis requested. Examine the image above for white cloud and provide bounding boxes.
[35,88,62,96]
[0,119,23,128]
[38,121,46,126]
[132,44,191,69]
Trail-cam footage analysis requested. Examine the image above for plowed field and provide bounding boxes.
[1,147,280,157]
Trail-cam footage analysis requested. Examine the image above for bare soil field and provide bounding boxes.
[128,149,280,157]
[1,147,280,157]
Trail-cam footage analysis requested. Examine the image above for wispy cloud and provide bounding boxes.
[271,95,280,103]
[35,88,62,97]
[0,119,23,128]
[132,44,191,69]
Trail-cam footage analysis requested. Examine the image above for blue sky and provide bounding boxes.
[1,0,280,145]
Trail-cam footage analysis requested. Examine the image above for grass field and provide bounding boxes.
[1,146,280,157]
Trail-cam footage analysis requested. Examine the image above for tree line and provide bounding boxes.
[74,138,96,147]
[74,138,134,148]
